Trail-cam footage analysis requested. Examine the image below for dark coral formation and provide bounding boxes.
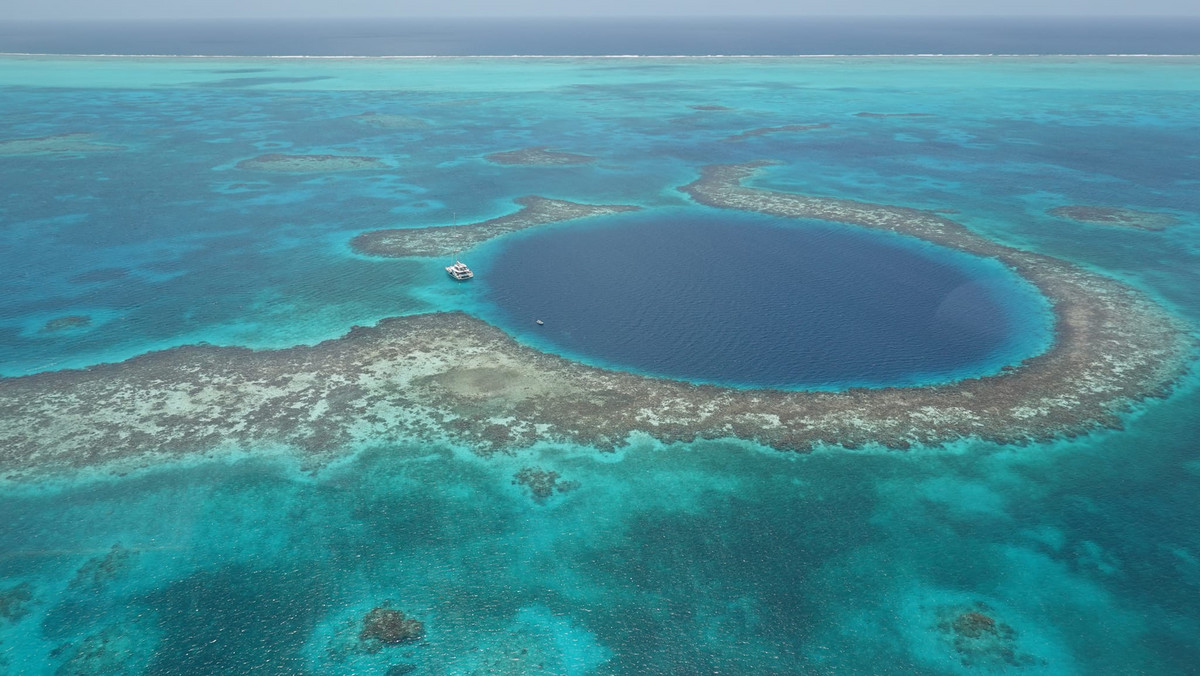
[855,112,936,118]
[0,163,1194,481]
[0,133,125,155]
[0,582,33,623]
[40,316,92,333]
[689,105,733,111]
[349,113,430,129]
[360,605,425,651]
[350,196,641,258]
[69,268,129,284]
[234,153,388,172]
[1048,205,1181,231]
[723,123,831,142]
[512,467,581,502]
[484,146,594,166]
[70,544,137,591]
[953,610,998,638]
[934,602,1044,669]
[55,624,139,676]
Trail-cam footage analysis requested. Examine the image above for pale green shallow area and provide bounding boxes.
[3,54,1200,91]
[0,55,1198,675]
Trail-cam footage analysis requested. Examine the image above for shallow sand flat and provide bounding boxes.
[350,196,641,258]
[234,153,389,172]
[1048,205,1182,231]
[0,132,125,155]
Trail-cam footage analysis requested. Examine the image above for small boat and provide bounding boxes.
[445,250,473,281]
[536,319,544,325]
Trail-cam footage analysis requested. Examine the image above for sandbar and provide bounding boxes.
[235,153,389,172]
[1048,205,1181,231]
[350,197,641,258]
[0,133,125,156]
[484,147,594,166]
[0,163,1194,481]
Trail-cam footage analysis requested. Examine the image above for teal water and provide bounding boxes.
[1,56,1199,674]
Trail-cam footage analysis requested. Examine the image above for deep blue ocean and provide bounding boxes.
[3,17,1200,56]
[480,209,1047,388]
[0,23,1199,676]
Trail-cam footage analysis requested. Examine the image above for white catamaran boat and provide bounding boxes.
[445,252,473,281]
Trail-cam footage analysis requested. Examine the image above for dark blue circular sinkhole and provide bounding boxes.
[479,211,1047,389]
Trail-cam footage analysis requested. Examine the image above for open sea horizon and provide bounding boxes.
[0,21,1198,676]
[3,16,1200,57]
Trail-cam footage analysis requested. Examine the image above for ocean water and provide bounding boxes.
[4,17,1200,56]
[0,52,1199,675]
[478,209,1050,388]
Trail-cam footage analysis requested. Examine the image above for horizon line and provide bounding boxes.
[5,52,1200,59]
[7,14,1200,22]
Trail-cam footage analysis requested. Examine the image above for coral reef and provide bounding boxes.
[40,316,92,333]
[70,544,137,591]
[0,133,125,155]
[0,582,33,623]
[69,268,129,284]
[855,112,936,118]
[512,467,581,503]
[723,123,831,142]
[350,196,640,258]
[1048,205,1181,231]
[484,146,594,166]
[359,604,425,651]
[348,113,430,129]
[55,625,140,676]
[0,163,1194,480]
[234,153,388,172]
[934,602,1044,669]
[690,105,733,111]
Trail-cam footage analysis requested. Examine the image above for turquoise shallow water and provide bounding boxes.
[1,56,1199,674]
